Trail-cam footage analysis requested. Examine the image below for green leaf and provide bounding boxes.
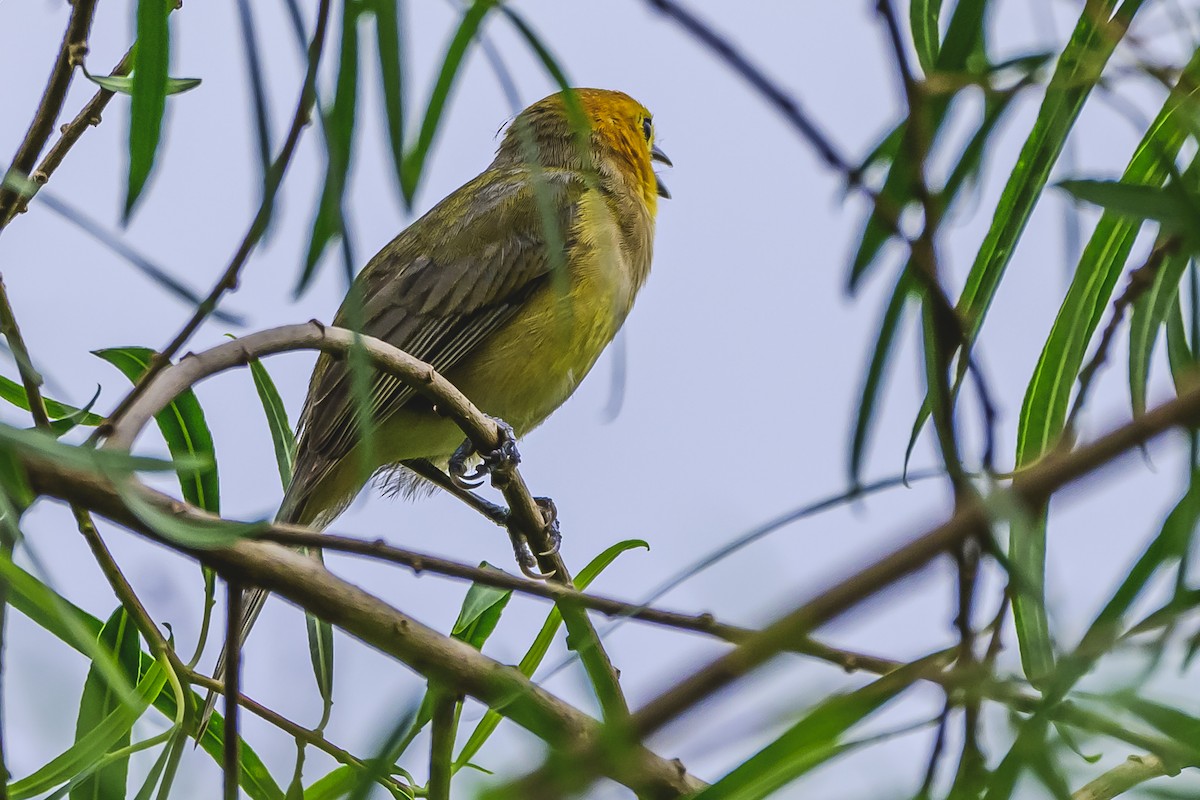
[400,0,495,203]
[11,662,167,799]
[0,374,103,425]
[298,0,360,294]
[126,0,172,218]
[248,357,296,488]
[1166,293,1195,391]
[905,0,1149,447]
[1057,180,1200,232]
[1130,249,1192,416]
[367,0,406,208]
[48,385,103,438]
[235,0,272,185]
[1059,470,1200,691]
[386,570,512,760]
[1009,46,1200,682]
[85,71,200,96]
[847,0,988,289]
[0,420,190,476]
[910,0,943,73]
[1106,693,1200,764]
[954,0,1144,338]
[71,606,142,800]
[451,566,513,648]
[849,270,912,485]
[453,539,647,770]
[5,560,284,800]
[118,483,265,549]
[693,657,934,799]
[94,347,220,513]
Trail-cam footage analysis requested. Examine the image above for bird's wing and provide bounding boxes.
[291,168,586,487]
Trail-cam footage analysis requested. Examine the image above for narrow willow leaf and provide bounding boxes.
[346,710,418,800]
[388,570,512,760]
[236,0,273,184]
[48,385,102,438]
[1130,249,1191,416]
[910,0,943,73]
[1166,294,1195,391]
[1057,471,1200,691]
[10,663,167,799]
[451,568,512,648]
[5,560,283,800]
[305,605,335,725]
[248,357,296,488]
[118,484,264,549]
[298,0,360,294]
[0,421,188,476]
[848,0,988,288]
[1009,45,1200,681]
[94,347,220,512]
[129,730,175,800]
[955,0,1145,338]
[453,540,647,770]
[694,656,936,799]
[85,71,200,96]
[1106,693,1200,763]
[71,607,142,800]
[905,0,1150,448]
[849,270,912,485]
[368,0,407,206]
[400,0,494,202]
[865,82,1022,482]
[1057,180,1200,232]
[126,0,172,219]
[0,373,103,425]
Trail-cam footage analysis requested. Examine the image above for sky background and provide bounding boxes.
[3,0,1200,797]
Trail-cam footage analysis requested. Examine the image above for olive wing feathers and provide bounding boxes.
[291,169,585,490]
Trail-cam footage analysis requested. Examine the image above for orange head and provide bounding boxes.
[494,88,672,210]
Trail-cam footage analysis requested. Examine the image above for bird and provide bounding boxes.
[200,87,669,730]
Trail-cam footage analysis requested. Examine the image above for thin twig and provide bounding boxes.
[1071,754,1170,800]
[184,667,410,795]
[643,0,855,178]
[0,0,98,227]
[223,579,242,800]
[97,0,333,436]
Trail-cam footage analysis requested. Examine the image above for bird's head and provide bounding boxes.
[495,88,672,211]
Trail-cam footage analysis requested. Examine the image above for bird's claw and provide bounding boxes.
[448,417,520,489]
[511,532,555,579]
[535,497,561,556]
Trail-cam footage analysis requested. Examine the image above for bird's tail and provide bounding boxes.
[194,478,319,742]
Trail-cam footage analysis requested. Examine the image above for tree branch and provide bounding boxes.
[20,460,704,799]
[0,0,98,227]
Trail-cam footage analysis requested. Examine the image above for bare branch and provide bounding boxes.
[0,0,98,227]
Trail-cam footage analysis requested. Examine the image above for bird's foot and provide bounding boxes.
[505,497,561,578]
[448,417,520,490]
[534,497,561,557]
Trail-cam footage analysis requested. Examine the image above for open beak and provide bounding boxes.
[651,144,672,198]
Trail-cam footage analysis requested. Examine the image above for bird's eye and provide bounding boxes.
[642,117,653,141]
